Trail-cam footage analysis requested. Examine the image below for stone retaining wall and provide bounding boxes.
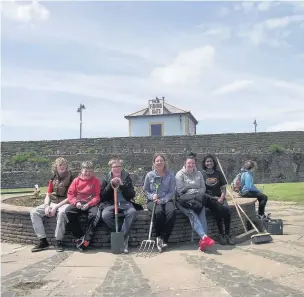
[1,198,256,248]
[1,131,304,189]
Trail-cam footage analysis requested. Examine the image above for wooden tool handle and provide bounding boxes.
[216,157,248,233]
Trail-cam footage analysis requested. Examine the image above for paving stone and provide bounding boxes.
[183,253,304,297]
[240,247,304,269]
[1,252,71,296]
[92,255,155,297]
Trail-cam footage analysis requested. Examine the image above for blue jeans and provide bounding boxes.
[102,203,136,237]
[178,204,207,238]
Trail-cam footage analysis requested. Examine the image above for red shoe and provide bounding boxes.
[199,238,208,251]
[83,240,89,247]
[204,236,215,247]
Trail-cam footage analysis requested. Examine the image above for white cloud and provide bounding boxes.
[267,120,304,132]
[203,27,231,39]
[1,0,50,23]
[257,2,272,11]
[151,46,215,85]
[212,80,254,95]
[245,14,304,46]
[2,65,304,140]
[271,80,304,96]
[256,1,281,12]
[218,6,230,17]
[264,15,304,30]
[235,2,255,13]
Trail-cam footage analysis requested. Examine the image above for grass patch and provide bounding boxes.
[257,182,304,203]
[1,187,47,194]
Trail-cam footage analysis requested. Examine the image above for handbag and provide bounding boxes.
[178,193,204,214]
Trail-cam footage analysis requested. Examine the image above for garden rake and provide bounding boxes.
[137,176,162,256]
[216,157,273,245]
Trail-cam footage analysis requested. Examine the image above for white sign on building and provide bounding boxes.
[148,97,164,115]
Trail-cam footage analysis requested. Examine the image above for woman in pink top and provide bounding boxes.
[65,161,101,252]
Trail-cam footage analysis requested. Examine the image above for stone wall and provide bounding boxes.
[1,198,256,247]
[1,131,304,188]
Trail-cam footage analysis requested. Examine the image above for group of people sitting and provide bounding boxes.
[30,153,268,254]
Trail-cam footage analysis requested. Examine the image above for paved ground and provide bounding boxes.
[1,201,304,297]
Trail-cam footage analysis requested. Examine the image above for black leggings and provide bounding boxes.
[65,205,100,241]
[242,191,268,215]
[204,196,231,236]
[147,201,176,243]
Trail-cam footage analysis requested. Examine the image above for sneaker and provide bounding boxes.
[219,234,227,245]
[77,240,89,252]
[75,236,85,248]
[225,234,235,245]
[162,242,168,249]
[204,236,215,247]
[199,238,208,251]
[124,236,129,254]
[156,237,163,253]
[31,239,49,252]
[56,241,64,252]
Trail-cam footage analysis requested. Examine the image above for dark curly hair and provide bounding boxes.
[202,154,218,170]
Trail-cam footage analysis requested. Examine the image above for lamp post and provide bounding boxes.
[77,104,86,139]
[253,119,257,133]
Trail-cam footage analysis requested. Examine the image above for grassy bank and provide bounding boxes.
[1,183,303,203]
[1,187,47,194]
[257,182,304,203]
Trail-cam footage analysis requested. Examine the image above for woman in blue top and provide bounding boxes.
[143,154,176,252]
[240,160,268,217]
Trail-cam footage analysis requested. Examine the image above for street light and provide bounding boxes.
[253,119,257,133]
[77,104,86,139]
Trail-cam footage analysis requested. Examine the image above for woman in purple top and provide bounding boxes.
[143,154,176,252]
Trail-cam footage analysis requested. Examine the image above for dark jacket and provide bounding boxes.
[100,170,136,204]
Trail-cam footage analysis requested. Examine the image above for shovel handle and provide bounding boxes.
[111,182,120,233]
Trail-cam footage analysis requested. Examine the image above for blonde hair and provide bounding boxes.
[81,161,93,169]
[108,157,123,168]
[51,157,68,174]
[245,160,258,171]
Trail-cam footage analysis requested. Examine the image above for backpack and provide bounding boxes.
[231,172,243,193]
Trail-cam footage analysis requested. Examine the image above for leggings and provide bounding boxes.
[204,196,231,236]
[242,191,268,215]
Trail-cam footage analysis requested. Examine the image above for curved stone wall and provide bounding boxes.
[1,197,257,248]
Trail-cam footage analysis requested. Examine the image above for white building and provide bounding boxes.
[124,97,198,137]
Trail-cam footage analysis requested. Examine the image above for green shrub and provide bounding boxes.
[28,157,50,164]
[269,144,284,154]
[11,152,35,163]
[11,152,50,164]
[134,185,146,206]
[87,148,95,153]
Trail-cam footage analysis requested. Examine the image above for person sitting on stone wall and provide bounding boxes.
[30,157,74,252]
[65,161,101,252]
[201,154,235,245]
[101,157,137,254]
[175,152,215,251]
[143,154,176,253]
[240,160,268,218]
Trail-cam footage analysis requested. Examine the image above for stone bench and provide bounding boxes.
[1,197,257,248]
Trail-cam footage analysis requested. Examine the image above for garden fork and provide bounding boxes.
[137,202,156,257]
[137,176,162,256]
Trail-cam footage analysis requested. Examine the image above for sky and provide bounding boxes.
[1,0,304,141]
